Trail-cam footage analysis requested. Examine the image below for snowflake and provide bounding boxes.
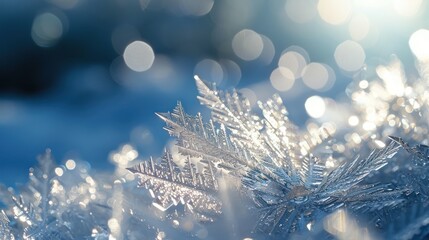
[128,76,408,235]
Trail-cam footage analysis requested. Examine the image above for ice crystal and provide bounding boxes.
[346,56,429,148]
[108,144,217,240]
[0,210,14,240]
[0,150,111,239]
[387,137,429,200]
[127,150,222,222]
[128,76,408,236]
[8,149,70,239]
[243,133,405,234]
[3,63,429,238]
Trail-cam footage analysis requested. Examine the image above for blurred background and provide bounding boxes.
[0,0,428,185]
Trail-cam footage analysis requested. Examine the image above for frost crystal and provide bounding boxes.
[2,62,429,238]
[127,150,221,221]
[128,76,408,235]
[346,56,429,148]
[0,210,14,240]
[0,150,110,239]
[9,149,71,239]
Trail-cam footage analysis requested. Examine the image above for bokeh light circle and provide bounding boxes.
[220,59,241,86]
[394,0,422,17]
[270,67,295,92]
[123,41,155,72]
[285,0,316,23]
[232,29,263,61]
[302,63,329,90]
[194,59,224,84]
[259,35,275,65]
[278,49,308,79]
[334,40,366,72]
[31,12,64,47]
[318,0,352,25]
[348,14,370,41]
[409,29,429,61]
[179,0,214,16]
[305,96,326,118]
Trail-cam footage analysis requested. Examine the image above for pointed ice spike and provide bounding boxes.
[0,210,14,240]
[173,101,187,126]
[300,156,325,189]
[183,157,197,186]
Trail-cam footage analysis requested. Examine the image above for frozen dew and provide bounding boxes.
[178,0,214,16]
[194,59,224,85]
[348,115,359,126]
[278,48,308,79]
[348,14,370,41]
[285,0,317,23]
[409,29,429,61]
[334,40,366,72]
[394,0,422,17]
[54,167,64,176]
[270,67,295,92]
[123,41,155,72]
[359,80,369,89]
[65,159,76,170]
[302,62,329,90]
[318,0,352,25]
[111,144,139,167]
[232,29,264,61]
[305,96,326,118]
[31,12,64,47]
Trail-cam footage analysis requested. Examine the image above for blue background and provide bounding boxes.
[0,0,427,186]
